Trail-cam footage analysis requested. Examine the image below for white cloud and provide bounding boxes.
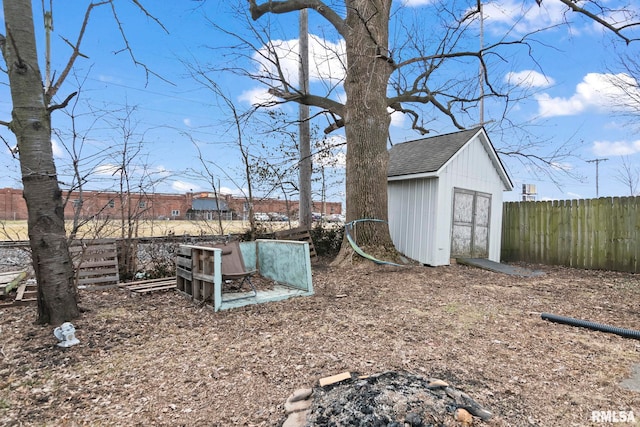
[592,140,640,156]
[171,180,200,193]
[485,1,640,39]
[308,35,347,84]
[399,0,435,7]
[220,186,247,197]
[550,161,573,172]
[183,118,192,127]
[483,0,574,36]
[149,165,172,179]
[98,74,116,83]
[94,164,120,176]
[389,109,406,128]
[51,139,65,158]
[238,87,278,107]
[535,73,640,117]
[565,191,583,199]
[535,92,586,117]
[589,8,640,36]
[505,70,554,88]
[254,34,346,88]
[242,34,348,107]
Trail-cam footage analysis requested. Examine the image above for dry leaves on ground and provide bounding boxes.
[1,261,639,426]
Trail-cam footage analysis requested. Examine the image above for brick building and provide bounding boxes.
[0,188,341,221]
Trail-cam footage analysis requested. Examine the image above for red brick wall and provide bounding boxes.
[0,188,341,221]
[63,191,194,220]
[225,197,341,218]
[0,188,28,220]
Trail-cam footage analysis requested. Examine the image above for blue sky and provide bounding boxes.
[1,1,640,204]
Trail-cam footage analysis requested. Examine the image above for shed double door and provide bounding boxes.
[451,188,491,258]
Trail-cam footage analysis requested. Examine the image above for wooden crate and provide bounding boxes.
[176,246,193,295]
[176,245,222,307]
[191,246,217,302]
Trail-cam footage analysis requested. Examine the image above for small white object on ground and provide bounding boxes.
[53,322,80,348]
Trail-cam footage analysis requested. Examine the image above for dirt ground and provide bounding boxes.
[1,260,639,426]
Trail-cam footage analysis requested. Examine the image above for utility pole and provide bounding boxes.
[43,1,53,93]
[479,1,485,126]
[298,9,312,229]
[587,158,608,197]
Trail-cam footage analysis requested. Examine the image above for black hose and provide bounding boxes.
[541,312,640,340]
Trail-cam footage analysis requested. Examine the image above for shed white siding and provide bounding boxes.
[388,177,439,264]
[388,129,511,266]
[433,134,507,265]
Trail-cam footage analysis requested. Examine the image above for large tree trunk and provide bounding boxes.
[2,0,79,324]
[339,1,396,259]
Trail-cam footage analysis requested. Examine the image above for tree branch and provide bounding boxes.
[388,103,430,135]
[248,0,348,37]
[553,0,640,45]
[48,91,78,113]
[107,1,173,87]
[268,87,344,116]
[47,1,110,103]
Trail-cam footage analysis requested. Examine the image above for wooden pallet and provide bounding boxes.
[0,271,28,296]
[119,277,177,294]
[0,280,37,307]
[70,240,120,288]
[274,227,318,260]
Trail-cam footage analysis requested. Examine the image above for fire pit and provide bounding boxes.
[282,371,493,426]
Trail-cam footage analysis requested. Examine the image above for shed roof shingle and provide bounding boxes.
[388,127,481,177]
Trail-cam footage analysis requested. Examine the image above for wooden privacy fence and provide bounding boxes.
[502,196,640,273]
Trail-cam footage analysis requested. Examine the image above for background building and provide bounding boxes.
[0,188,341,221]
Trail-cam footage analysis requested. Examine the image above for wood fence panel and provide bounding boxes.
[70,240,120,287]
[502,196,639,273]
[548,200,558,265]
[580,199,590,269]
[556,200,578,265]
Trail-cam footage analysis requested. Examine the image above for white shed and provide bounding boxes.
[387,127,513,266]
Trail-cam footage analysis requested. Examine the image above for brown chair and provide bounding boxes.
[215,241,257,299]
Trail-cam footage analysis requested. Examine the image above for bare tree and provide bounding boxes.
[183,67,261,237]
[110,107,147,280]
[242,0,640,263]
[54,74,116,241]
[1,1,80,324]
[613,156,640,196]
[0,1,166,324]
[191,140,229,235]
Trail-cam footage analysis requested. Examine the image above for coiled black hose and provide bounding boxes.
[541,312,640,340]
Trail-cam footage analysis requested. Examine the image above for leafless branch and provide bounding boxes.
[107,1,173,87]
[613,156,640,196]
[388,103,430,135]
[200,15,347,132]
[268,87,345,115]
[248,0,347,37]
[1,134,17,158]
[553,0,640,45]
[47,2,109,103]
[48,91,78,113]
